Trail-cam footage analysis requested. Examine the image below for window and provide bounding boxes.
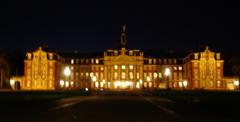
[90,72,93,77]
[122,65,126,70]
[173,59,177,64]
[158,59,162,64]
[137,72,140,79]
[95,72,99,80]
[217,69,221,79]
[179,66,182,71]
[148,59,152,64]
[114,72,118,79]
[114,51,118,56]
[122,72,126,79]
[154,72,158,79]
[129,65,133,70]
[114,65,118,70]
[193,62,198,68]
[91,59,94,64]
[217,81,221,87]
[95,59,99,64]
[217,63,221,67]
[216,53,221,60]
[164,59,167,64]
[71,59,74,64]
[158,73,162,78]
[194,53,199,60]
[153,59,157,64]
[149,72,152,80]
[100,72,103,79]
[144,73,147,80]
[27,53,32,60]
[173,72,177,80]
[174,66,177,70]
[194,69,198,79]
[86,72,89,77]
[129,72,133,79]
[179,73,182,80]
[129,51,133,56]
[100,66,104,71]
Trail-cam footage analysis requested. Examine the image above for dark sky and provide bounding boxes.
[1,0,240,55]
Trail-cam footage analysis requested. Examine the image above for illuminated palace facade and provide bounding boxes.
[22,28,225,90]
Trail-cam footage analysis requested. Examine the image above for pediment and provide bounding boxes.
[113,55,136,62]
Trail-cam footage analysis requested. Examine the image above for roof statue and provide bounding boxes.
[120,25,127,47]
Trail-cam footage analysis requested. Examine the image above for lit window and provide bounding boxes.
[91,59,94,64]
[149,72,152,80]
[86,72,89,77]
[100,66,104,71]
[95,59,99,64]
[217,81,221,87]
[71,66,74,70]
[159,73,162,78]
[95,73,99,79]
[174,67,177,70]
[129,51,133,56]
[154,72,158,79]
[194,53,199,60]
[165,68,170,76]
[122,72,126,79]
[114,65,118,70]
[179,66,182,71]
[153,59,157,64]
[148,59,152,64]
[114,51,118,56]
[71,59,74,64]
[216,53,221,60]
[137,72,140,79]
[122,65,126,69]
[129,65,133,70]
[129,72,133,79]
[90,72,93,77]
[217,63,221,67]
[114,72,118,79]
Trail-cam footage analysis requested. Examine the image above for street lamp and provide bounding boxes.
[183,80,188,89]
[234,80,239,90]
[165,68,170,89]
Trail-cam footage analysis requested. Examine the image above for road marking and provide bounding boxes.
[138,94,185,121]
[53,96,98,110]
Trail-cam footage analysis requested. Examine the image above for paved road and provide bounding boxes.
[1,92,236,122]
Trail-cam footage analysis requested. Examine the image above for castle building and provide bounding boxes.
[21,26,225,90]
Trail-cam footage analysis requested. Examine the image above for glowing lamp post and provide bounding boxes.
[234,80,239,90]
[64,66,71,88]
[165,68,170,89]
[183,80,188,89]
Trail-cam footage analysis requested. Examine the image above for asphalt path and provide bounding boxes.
[0,91,236,122]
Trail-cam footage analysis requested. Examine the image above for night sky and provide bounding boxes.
[1,0,240,55]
